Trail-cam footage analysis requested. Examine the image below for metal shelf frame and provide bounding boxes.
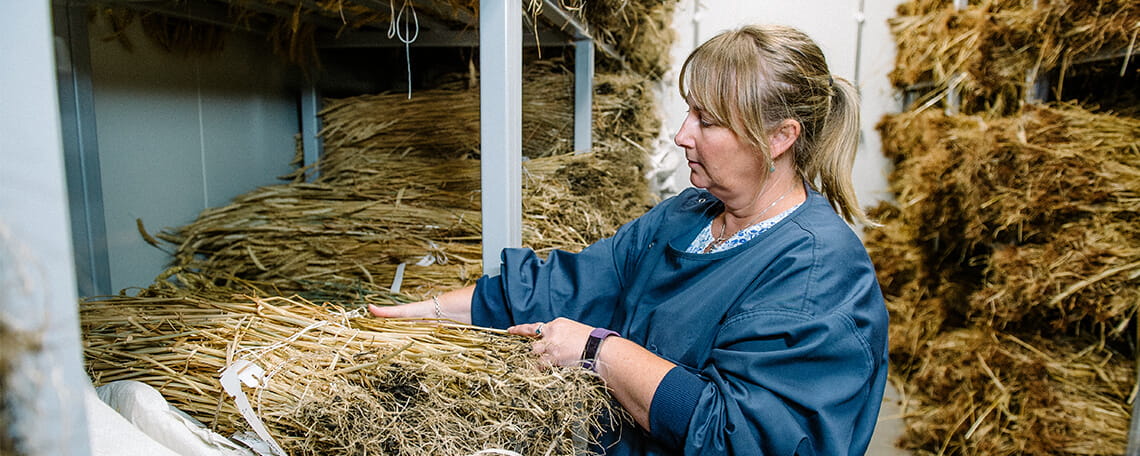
[61,0,614,286]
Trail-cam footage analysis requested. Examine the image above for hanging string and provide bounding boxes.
[388,0,419,99]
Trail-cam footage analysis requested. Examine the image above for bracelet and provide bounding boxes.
[581,327,619,372]
[431,296,443,319]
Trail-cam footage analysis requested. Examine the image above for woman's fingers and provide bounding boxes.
[507,318,597,368]
[368,302,430,319]
[507,322,544,337]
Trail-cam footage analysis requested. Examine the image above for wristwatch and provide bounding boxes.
[581,327,620,371]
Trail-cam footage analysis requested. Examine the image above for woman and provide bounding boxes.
[371,24,888,455]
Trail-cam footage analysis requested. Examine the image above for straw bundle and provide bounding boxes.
[868,101,1139,454]
[0,320,26,456]
[157,56,656,301]
[890,0,1139,114]
[897,329,1132,455]
[877,104,1140,335]
[579,0,679,77]
[315,62,659,167]
[82,292,618,455]
[158,149,651,301]
[316,66,572,162]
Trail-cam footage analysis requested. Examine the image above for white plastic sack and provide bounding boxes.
[86,386,181,456]
[95,380,255,456]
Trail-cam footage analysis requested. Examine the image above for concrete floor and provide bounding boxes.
[867,382,911,456]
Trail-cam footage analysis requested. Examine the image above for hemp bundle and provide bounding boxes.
[317,64,574,161]
[82,291,618,456]
[158,149,651,302]
[314,63,660,168]
[157,59,655,302]
[877,104,1140,335]
[899,329,1132,455]
[579,0,678,77]
[875,5,1139,452]
[867,102,1139,455]
[889,0,1139,114]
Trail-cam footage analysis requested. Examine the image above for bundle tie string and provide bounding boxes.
[388,0,419,99]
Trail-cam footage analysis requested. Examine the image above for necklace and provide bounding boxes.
[703,184,796,253]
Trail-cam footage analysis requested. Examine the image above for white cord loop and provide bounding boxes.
[388,0,419,99]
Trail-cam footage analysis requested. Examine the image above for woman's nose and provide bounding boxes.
[674,115,694,148]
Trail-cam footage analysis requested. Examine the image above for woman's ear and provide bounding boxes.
[768,119,802,160]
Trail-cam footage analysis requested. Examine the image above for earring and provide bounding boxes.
[769,163,777,173]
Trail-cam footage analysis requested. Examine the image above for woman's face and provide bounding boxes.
[674,104,766,201]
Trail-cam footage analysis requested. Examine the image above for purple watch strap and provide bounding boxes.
[582,328,619,371]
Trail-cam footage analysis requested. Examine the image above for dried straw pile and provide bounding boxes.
[102,0,680,76]
[868,102,1139,454]
[578,0,678,77]
[315,62,658,162]
[82,290,617,455]
[87,3,671,453]
[157,148,649,301]
[153,58,654,301]
[899,329,1132,455]
[0,320,21,455]
[890,0,1139,114]
[873,2,1140,452]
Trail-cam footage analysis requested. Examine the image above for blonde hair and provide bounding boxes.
[678,24,868,224]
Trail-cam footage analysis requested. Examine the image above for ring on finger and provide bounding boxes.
[535,323,546,336]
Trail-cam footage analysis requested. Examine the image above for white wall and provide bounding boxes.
[650,0,902,215]
[86,16,299,293]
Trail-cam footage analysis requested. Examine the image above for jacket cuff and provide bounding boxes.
[649,366,704,448]
[471,274,513,329]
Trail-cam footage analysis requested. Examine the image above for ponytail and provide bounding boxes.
[804,76,870,225]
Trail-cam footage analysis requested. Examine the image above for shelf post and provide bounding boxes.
[574,38,594,154]
[301,84,323,181]
[479,0,522,276]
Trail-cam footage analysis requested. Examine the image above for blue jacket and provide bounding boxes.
[473,187,889,455]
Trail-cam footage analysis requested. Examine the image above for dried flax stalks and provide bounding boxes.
[901,329,1132,455]
[157,64,654,302]
[877,2,1140,452]
[85,2,673,454]
[157,149,651,302]
[890,0,1139,115]
[868,102,1140,455]
[82,291,619,456]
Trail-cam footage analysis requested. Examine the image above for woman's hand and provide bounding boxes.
[511,317,674,431]
[367,285,475,324]
[508,317,592,368]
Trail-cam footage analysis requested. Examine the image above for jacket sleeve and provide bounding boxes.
[470,241,625,328]
[470,192,683,329]
[649,268,888,455]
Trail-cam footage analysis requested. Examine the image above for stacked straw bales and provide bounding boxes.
[82,291,616,455]
[102,0,680,80]
[870,1,1139,454]
[83,2,675,453]
[156,63,656,302]
[890,0,1137,114]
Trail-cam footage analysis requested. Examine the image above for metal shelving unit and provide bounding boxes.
[60,0,618,288]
